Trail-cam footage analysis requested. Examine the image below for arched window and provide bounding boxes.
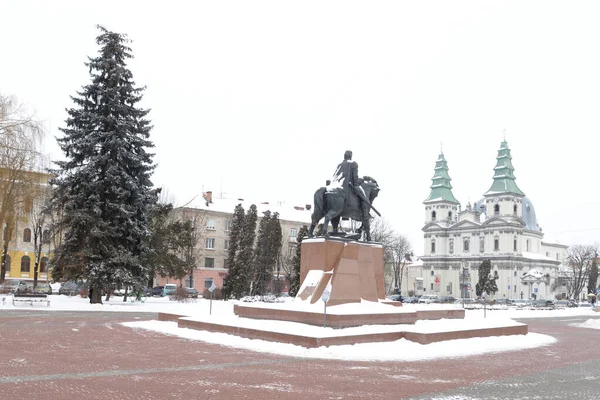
[431,211,437,221]
[449,239,454,254]
[463,238,469,252]
[479,237,485,253]
[494,237,499,251]
[1,254,11,272]
[494,204,500,215]
[526,239,530,252]
[40,257,48,273]
[431,240,436,253]
[513,237,517,251]
[23,228,31,243]
[21,255,30,273]
[513,204,517,214]
[448,211,452,220]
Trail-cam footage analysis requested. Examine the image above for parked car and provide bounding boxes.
[577,302,593,308]
[163,284,178,297]
[58,281,83,296]
[403,296,420,304]
[184,287,199,298]
[31,282,52,295]
[495,298,513,305]
[555,300,578,308]
[152,286,164,296]
[388,294,404,302]
[418,294,438,304]
[439,296,456,304]
[0,280,28,294]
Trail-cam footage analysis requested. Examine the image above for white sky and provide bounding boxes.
[2,1,600,251]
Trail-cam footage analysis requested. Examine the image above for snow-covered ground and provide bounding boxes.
[571,318,600,330]
[3,294,595,361]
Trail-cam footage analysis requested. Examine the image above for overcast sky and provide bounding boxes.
[2,0,600,252]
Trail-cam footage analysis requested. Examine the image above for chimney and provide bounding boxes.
[306,204,312,210]
[206,191,213,203]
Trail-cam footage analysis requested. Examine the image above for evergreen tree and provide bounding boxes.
[251,211,282,295]
[221,204,245,299]
[475,259,497,298]
[50,26,156,304]
[288,225,307,297]
[231,204,257,298]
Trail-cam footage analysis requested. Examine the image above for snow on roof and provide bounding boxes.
[185,196,313,224]
[521,252,557,262]
[541,233,568,247]
[522,268,546,279]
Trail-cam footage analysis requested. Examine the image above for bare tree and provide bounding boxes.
[567,244,597,301]
[370,217,412,294]
[0,94,45,282]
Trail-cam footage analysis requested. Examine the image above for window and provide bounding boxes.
[526,240,530,252]
[446,282,452,294]
[223,258,228,269]
[494,270,499,278]
[23,228,31,243]
[448,211,452,220]
[546,252,549,257]
[449,239,454,254]
[206,238,215,249]
[290,228,297,238]
[463,238,469,252]
[431,270,435,276]
[514,270,517,277]
[21,255,30,273]
[185,276,191,288]
[23,197,33,214]
[1,254,10,271]
[224,240,230,250]
[430,283,434,290]
[207,219,216,230]
[556,254,559,261]
[225,220,232,231]
[514,238,517,251]
[494,237,499,251]
[205,257,215,268]
[432,211,437,221]
[40,257,48,273]
[479,237,484,253]
[204,278,214,289]
[288,244,296,258]
[494,204,499,215]
[431,240,436,254]
[43,229,51,243]
[514,285,517,293]
[513,204,517,214]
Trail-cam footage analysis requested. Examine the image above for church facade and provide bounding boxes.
[419,140,568,300]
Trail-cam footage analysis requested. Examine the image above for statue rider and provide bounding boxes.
[332,150,361,206]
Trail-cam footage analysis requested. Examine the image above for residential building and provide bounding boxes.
[155,191,312,292]
[420,141,568,300]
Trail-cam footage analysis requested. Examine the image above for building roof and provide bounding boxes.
[484,140,525,196]
[424,152,460,204]
[185,195,313,224]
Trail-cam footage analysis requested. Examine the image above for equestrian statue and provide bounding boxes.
[308,150,381,241]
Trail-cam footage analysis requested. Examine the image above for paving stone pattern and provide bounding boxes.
[0,310,599,399]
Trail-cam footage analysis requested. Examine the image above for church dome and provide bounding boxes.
[522,196,539,231]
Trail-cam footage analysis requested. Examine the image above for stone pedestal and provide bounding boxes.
[299,238,385,305]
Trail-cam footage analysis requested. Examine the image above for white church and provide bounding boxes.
[419,140,568,301]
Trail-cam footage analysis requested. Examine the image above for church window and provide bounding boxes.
[23,228,31,243]
[431,240,436,254]
[463,238,469,252]
[494,204,500,215]
[431,211,436,221]
[526,240,530,252]
[514,285,517,293]
[494,270,499,278]
[430,283,434,290]
[514,270,517,277]
[449,239,454,254]
[513,238,517,251]
[513,204,517,214]
[479,237,484,253]
[494,237,499,251]
[431,270,435,276]
[448,211,452,220]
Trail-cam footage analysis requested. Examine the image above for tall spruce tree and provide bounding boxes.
[288,225,307,297]
[50,26,156,304]
[251,211,282,295]
[221,204,245,299]
[231,204,257,298]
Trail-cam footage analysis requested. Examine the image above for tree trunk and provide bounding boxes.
[123,286,128,302]
[105,288,112,302]
[91,286,103,304]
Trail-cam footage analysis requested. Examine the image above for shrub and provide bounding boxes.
[202,288,223,300]
[170,287,194,302]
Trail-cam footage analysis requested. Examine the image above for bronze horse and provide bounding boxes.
[308,176,380,241]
